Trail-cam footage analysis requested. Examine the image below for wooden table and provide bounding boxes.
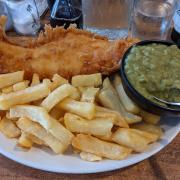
[2,11,180,180]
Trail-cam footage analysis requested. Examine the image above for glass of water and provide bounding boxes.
[82,0,133,39]
[130,0,177,40]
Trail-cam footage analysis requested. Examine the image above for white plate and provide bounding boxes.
[0,116,179,174]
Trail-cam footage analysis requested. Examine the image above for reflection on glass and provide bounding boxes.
[82,0,132,39]
[130,0,177,40]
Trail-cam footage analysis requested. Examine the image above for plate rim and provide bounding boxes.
[0,126,179,174]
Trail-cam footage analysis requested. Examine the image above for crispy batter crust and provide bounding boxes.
[0,16,138,79]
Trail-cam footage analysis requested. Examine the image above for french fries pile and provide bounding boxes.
[0,71,163,161]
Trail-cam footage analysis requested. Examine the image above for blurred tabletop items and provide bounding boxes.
[0,0,178,41]
[0,0,48,35]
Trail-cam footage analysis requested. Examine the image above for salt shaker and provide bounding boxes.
[5,0,41,35]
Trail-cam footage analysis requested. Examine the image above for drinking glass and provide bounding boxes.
[82,0,133,39]
[130,0,177,40]
[6,0,41,35]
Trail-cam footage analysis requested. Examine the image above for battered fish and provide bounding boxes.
[0,16,137,79]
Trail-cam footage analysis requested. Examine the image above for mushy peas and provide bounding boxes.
[125,44,180,106]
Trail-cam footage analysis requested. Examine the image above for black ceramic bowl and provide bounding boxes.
[120,40,180,116]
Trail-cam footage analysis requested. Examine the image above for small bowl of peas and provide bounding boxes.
[120,40,180,116]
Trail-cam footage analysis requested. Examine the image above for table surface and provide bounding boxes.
[2,10,180,180]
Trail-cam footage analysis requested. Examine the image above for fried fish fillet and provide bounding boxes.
[0,16,137,79]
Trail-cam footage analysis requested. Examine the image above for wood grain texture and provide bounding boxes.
[0,133,179,180]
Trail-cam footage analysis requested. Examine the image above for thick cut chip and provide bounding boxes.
[42,79,52,89]
[1,86,13,94]
[13,80,29,91]
[80,87,99,103]
[98,89,125,111]
[129,129,158,143]
[64,113,113,136]
[31,73,40,86]
[78,87,86,93]
[0,71,24,89]
[52,74,68,85]
[27,133,45,145]
[17,117,65,153]
[41,84,78,112]
[0,117,21,138]
[58,98,95,120]
[10,105,74,147]
[131,122,163,139]
[18,131,33,148]
[43,78,65,93]
[113,74,140,114]
[102,77,117,94]
[112,128,155,152]
[80,152,102,162]
[6,111,18,121]
[98,89,142,124]
[95,106,129,128]
[69,88,81,101]
[99,78,141,124]
[0,83,50,110]
[10,105,52,129]
[72,134,132,160]
[50,74,68,91]
[95,132,112,142]
[72,73,102,87]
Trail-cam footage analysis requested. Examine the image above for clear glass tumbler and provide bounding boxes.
[130,0,177,40]
[82,0,133,39]
[6,0,41,36]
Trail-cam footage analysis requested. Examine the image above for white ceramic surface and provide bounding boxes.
[0,116,179,174]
